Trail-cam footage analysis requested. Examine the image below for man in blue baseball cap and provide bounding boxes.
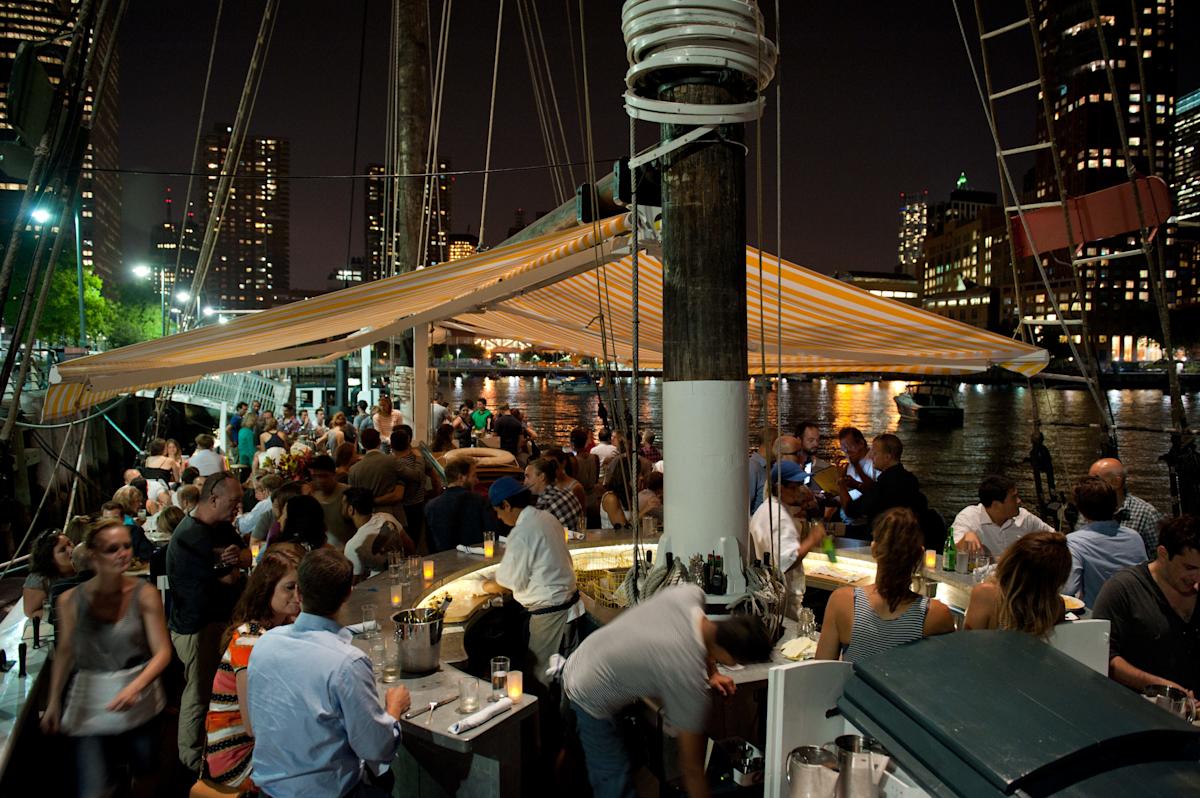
[482,477,582,685]
[749,460,825,618]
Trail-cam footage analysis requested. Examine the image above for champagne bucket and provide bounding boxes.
[824,735,890,798]
[786,745,838,798]
[393,608,443,675]
[1142,684,1198,723]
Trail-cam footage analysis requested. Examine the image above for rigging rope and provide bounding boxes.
[476,0,505,248]
[951,0,1114,441]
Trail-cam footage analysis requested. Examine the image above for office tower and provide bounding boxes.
[149,188,200,298]
[1022,0,1178,343]
[447,233,478,262]
[200,125,290,310]
[897,190,928,277]
[0,1,120,281]
[1175,88,1200,223]
[365,158,453,275]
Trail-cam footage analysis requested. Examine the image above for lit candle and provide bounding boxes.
[506,670,523,701]
[249,541,261,561]
[423,559,435,581]
[565,527,570,544]
[924,550,937,570]
[483,539,495,558]
[390,583,403,607]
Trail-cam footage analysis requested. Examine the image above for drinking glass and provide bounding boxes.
[361,605,378,639]
[388,550,403,581]
[490,656,509,702]
[369,637,387,679]
[405,555,421,584]
[459,677,480,714]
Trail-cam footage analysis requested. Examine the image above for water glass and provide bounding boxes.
[405,555,421,583]
[369,637,388,679]
[490,656,509,702]
[459,677,480,714]
[361,605,378,639]
[388,550,403,581]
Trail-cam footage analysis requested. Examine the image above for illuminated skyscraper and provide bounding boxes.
[366,159,454,273]
[149,187,200,297]
[897,190,928,277]
[200,125,290,310]
[0,1,121,280]
[1176,88,1200,223]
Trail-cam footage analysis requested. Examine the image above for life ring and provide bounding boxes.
[441,447,517,469]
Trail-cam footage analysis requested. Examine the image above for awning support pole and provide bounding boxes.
[412,324,431,444]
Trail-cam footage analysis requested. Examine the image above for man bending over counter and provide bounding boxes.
[563,585,772,798]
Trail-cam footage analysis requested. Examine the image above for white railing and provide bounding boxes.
[137,372,290,415]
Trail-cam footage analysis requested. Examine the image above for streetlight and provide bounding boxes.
[131,263,167,335]
[202,306,215,317]
[175,290,190,302]
[30,207,51,225]
[456,347,461,369]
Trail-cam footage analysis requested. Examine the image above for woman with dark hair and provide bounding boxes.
[817,508,955,663]
[41,520,171,797]
[600,458,633,529]
[451,403,474,448]
[965,532,1071,637]
[431,422,456,455]
[200,544,303,792]
[275,494,329,550]
[22,529,75,618]
[333,442,358,483]
[141,438,177,482]
[259,416,286,452]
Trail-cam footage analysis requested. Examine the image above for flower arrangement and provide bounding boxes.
[260,445,314,482]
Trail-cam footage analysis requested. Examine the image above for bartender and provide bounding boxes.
[480,477,583,685]
[749,461,826,618]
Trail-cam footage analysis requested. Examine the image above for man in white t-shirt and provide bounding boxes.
[188,433,226,477]
[341,488,411,581]
[952,474,1055,558]
[590,427,619,471]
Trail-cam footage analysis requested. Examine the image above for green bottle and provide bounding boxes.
[942,526,957,572]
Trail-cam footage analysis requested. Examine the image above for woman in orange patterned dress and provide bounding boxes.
[199,544,304,792]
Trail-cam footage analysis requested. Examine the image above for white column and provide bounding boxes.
[217,402,228,453]
[412,324,431,444]
[662,380,748,596]
[358,344,372,406]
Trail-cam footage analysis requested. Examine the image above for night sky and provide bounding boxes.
[118,2,1200,290]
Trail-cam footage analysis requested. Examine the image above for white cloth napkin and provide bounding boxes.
[448,697,513,734]
[456,544,487,556]
[346,620,378,635]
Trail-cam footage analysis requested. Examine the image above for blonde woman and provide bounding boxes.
[964,532,1071,637]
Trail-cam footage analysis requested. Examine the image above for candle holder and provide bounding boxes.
[924,550,937,571]
[506,670,523,701]
[390,583,404,608]
[483,531,495,558]
[423,559,435,581]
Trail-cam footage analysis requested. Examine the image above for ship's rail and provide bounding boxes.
[136,371,290,414]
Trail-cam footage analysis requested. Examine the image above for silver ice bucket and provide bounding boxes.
[393,608,443,675]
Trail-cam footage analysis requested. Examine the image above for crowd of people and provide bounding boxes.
[16,396,1198,797]
[747,420,1198,704]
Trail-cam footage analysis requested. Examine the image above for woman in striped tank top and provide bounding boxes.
[816,508,956,663]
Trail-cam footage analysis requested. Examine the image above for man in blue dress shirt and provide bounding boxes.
[248,548,411,797]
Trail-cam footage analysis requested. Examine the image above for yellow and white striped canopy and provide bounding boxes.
[45,214,1046,420]
[450,248,1048,377]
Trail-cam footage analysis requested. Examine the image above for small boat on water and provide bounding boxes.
[556,376,597,394]
[894,383,964,425]
[546,374,564,387]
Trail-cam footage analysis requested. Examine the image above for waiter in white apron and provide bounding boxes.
[749,461,827,618]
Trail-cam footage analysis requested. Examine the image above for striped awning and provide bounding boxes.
[448,248,1048,377]
[44,214,1046,420]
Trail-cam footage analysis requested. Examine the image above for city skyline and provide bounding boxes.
[111,2,1200,291]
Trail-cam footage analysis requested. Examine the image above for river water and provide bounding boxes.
[440,376,1198,518]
